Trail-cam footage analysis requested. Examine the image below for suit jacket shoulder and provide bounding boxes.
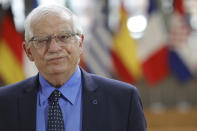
[0,76,38,96]
[0,75,38,131]
[81,69,147,131]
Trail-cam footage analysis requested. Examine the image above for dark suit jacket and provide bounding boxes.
[0,69,146,131]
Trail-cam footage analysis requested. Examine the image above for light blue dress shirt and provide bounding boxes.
[36,66,82,131]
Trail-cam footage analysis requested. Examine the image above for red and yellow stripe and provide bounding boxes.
[0,12,25,85]
[111,8,141,84]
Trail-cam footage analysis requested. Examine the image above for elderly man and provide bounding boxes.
[0,4,146,131]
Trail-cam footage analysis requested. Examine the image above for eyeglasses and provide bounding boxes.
[28,33,80,48]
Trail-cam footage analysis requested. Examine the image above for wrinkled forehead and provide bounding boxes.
[31,8,72,25]
[31,12,74,35]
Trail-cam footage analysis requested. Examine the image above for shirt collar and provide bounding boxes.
[38,66,82,105]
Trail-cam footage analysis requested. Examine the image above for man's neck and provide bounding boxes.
[41,67,77,88]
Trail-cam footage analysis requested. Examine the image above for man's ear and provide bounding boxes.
[23,41,34,61]
[79,34,84,46]
[79,34,84,54]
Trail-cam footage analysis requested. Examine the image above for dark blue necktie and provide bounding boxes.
[47,90,65,131]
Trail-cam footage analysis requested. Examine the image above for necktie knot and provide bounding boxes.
[49,90,62,102]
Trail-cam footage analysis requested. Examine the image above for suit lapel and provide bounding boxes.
[18,75,39,131]
[81,69,103,131]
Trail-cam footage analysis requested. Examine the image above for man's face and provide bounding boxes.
[23,14,83,77]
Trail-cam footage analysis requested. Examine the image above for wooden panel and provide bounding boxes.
[145,108,197,131]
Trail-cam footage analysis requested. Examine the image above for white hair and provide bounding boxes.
[24,4,83,42]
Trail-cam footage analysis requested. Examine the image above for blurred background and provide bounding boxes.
[0,0,197,130]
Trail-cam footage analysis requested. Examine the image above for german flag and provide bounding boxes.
[0,10,25,85]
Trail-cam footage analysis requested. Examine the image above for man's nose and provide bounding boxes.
[48,38,61,52]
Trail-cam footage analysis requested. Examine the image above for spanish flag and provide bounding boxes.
[0,10,25,85]
[111,8,141,84]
